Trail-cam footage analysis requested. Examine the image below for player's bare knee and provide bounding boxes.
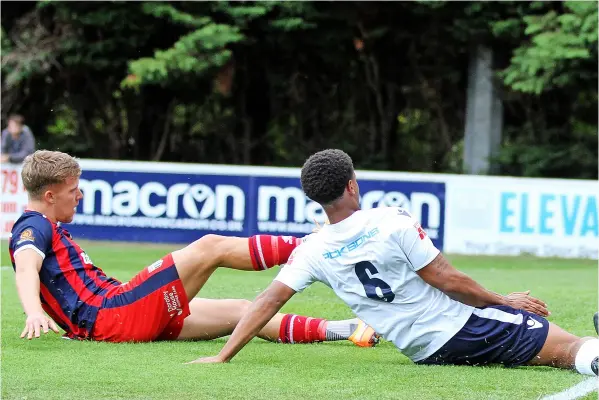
[239,299,252,310]
[192,234,223,248]
[189,234,227,265]
[172,234,226,273]
[195,234,238,267]
[226,299,251,320]
[233,299,252,314]
[552,337,587,368]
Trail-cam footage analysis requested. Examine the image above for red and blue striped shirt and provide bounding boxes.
[9,211,121,339]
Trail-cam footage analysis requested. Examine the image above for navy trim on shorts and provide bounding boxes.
[102,266,179,309]
[417,305,549,368]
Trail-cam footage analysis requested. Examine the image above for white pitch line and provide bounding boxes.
[540,377,598,400]
[1,265,11,271]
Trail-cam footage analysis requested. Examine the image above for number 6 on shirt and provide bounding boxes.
[354,261,395,303]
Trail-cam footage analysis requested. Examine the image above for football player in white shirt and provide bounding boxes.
[191,149,599,376]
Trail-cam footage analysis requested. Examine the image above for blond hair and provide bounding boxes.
[21,150,81,199]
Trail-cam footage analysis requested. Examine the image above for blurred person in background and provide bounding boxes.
[1,114,36,164]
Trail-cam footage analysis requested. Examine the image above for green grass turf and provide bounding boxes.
[1,240,597,400]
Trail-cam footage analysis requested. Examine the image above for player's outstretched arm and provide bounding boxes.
[14,249,60,339]
[417,253,549,317]
[187,281,296,364]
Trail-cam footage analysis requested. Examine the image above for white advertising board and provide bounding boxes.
[0,163,28,239]
[443,175,598,259]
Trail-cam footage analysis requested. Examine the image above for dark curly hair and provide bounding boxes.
[300,149,355,205]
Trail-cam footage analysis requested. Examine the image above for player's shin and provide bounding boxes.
[278,314,329,343]
[248,235,302,271]
[574,338,599,375]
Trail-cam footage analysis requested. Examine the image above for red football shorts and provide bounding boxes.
[91,253,190,342]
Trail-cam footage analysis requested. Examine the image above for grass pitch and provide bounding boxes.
[1,240,597,400]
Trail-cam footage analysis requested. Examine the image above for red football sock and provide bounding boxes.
[278,314,327,343]
[248,235,302,271]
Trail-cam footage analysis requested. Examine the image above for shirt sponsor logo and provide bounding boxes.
[323,228,380,259]
[163,285,183,316]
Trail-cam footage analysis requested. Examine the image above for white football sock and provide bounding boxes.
[325,318,359,341]
[574,338,599,375]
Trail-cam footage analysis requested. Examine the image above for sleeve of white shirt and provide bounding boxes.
[397,214,440,272]
[274,248,318,293]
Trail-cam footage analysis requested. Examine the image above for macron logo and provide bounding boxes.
[527,318,543,330]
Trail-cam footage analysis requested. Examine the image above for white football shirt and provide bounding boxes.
[276,206,474,362]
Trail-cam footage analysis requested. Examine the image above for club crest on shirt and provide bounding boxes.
[16,229,35,245]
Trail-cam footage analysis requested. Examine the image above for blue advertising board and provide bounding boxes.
[251,176,445,249]
[67,161,446,250]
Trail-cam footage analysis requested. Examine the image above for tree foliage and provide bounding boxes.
[490,1,598,178]
[497,0,597,94]
[1,1,596,178]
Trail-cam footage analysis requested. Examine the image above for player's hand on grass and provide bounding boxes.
[21,312,60,340]
[505,291,550,317]
[185,356,227,365]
